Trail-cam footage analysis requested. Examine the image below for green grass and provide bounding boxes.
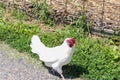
[11,8,30,20]
[31,0,54,26]
[0,4,120,80]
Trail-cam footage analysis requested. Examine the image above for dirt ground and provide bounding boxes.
[1,0,120,36]
[85,0,120,28]
[4,0,120,27]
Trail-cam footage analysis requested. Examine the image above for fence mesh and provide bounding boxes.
[1,0,120,35]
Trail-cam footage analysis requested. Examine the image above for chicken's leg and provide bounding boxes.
[56,68,65,80]
[51,68,65,80]
[51,68,56,75]
[59,73,65,80]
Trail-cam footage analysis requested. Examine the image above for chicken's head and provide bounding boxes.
[66,38,76,48]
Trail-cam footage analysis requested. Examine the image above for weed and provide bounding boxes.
[0,3,3,19]
[74,12,89,31]
[0,21,40,53]
[11,8,30,20]
[32,0,54,26]
[71,3,91,33]
[0,1,4,8]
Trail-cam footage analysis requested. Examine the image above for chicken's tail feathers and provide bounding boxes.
[30,35,45,54]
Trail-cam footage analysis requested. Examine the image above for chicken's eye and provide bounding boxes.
[69,41,73,44]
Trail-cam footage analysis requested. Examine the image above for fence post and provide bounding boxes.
[50,0,52,5]
[65,0,67,12]
[101,0,105,28]
[22,0,26,10]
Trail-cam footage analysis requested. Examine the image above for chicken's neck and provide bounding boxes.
[61,41,75,53]
[62,41,74,48]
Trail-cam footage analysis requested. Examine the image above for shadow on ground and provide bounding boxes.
[32,54,88,79]
[44,63,88,79]
[62,64,88,79]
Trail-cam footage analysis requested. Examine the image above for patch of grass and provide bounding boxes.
[110,36,120,46]
[72,12,91,33]
[74,38,120,79]
[0,1,4,8]
[11,8,30,20]
[0,3,4,19]
[0,21,39,53]
[32,0,54,26]
[71,2,92,33]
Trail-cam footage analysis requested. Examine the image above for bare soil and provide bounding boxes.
[2,0,120,26]
[1,0,120,35]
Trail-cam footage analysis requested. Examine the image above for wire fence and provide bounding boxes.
[1,0,120,36]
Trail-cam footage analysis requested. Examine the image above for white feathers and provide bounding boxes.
[30,35,75,79]
[30,35,45,54]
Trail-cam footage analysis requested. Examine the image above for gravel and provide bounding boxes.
[0,41,62,80]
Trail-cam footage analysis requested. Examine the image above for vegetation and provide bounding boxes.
[11,8,30,21]
[0,2,120,80]
[31,0,54,26]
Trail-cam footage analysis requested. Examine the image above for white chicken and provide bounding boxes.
[30,35,76,80]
